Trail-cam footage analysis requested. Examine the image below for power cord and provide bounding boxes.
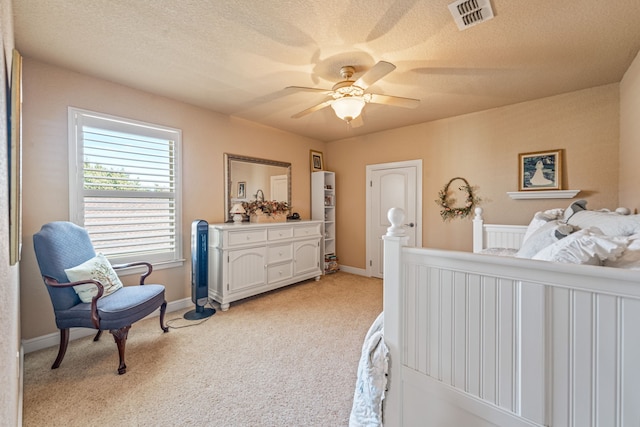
[166,300,219,329]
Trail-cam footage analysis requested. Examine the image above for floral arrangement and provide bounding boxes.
[242,200,290,217]
[435,177,481,221]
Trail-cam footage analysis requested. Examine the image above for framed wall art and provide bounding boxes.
[237,181,246,199]
[518,149,562,191]
[9,49,23,265]
[310,150,324,172]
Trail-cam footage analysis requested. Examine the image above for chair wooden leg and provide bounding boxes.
[93,330,103,341]
[52,329,69,369]
[160,300,169,333]
[110,325,131,375]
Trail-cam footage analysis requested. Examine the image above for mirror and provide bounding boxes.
[224,153,291,222]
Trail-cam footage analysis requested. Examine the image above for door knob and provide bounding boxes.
[405,222,415,227]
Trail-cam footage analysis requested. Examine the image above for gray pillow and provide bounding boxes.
[563,199,588,221]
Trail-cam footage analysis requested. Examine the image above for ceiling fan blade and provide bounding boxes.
[368,93,420,108]
[285,86,333,95]
[354,61,396,90]
[291,99,334,118]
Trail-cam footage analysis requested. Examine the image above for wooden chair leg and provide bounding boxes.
[159,301,169,333]
[52,329,69,369]
[110,325,131,375]
[93,330,103,341]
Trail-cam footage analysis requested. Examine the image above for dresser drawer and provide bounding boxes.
[268,243,292,263]
[227,229,267,246]
[293,224,321,237]
[267,262,293,283]
[268,227,294,241]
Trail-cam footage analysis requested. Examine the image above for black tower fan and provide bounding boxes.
[184,220,216,320]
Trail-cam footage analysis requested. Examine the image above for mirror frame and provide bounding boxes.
[224,153,292,222]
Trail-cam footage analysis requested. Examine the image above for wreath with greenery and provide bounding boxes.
[435,177,481,221]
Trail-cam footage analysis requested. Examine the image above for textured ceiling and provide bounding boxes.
[12,0,640,142]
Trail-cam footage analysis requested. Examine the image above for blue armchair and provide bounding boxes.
[33,221,169,374]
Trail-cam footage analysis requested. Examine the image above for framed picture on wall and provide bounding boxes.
[237,181,246,199]
[518,149,562,191]
[310,150,324,172]
[9,49,23,265]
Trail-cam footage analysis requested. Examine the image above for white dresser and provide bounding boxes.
[208,220,323,310]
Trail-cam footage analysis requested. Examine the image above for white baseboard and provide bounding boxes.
[18,344,23,426]
[337,265,368,276]
[22,297,192,354]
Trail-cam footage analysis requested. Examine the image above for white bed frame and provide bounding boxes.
[382,207,640,427]
[472,207,527,253]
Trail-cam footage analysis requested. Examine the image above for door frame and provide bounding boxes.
[365,159,423,277]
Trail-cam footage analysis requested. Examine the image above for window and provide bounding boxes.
[69,108,182,268]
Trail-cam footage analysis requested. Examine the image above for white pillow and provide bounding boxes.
[567,210,640,236]
[65,253,124,303]
[522,209,565,244]
[533,228,628,265]
[516,220,574,259]
[604,233,640,269]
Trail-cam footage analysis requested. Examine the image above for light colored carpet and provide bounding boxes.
[22,272,382,426]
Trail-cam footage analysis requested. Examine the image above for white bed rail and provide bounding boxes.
[473,207,527,252]
[383,208,640,427]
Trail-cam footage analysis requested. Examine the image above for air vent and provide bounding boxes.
[448,0,494,31]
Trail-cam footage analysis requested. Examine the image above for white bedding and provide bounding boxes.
[349,312,388,427]
[481,200,640,269]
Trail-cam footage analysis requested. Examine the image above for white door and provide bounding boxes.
[366,160,422,278]
[270,175,288,202]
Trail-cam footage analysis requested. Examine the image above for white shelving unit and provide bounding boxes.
[312,171,337,273]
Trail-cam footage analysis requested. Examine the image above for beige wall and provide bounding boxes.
[1,0,21,424]
[20,58,324,339]
[327,84,620,269]
[620,50,640,211]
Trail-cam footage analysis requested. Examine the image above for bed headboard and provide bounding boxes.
[472,207,527,253]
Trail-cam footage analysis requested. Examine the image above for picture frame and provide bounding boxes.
[237,181,246,199]
[9,49,23,265]
[518,149,562,191]
[310,150,324,172]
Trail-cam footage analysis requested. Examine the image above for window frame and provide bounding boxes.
[68,107,183,271]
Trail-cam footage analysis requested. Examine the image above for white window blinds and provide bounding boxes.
[69,108,182,267]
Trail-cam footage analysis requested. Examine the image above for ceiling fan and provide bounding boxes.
[288,61,420,124]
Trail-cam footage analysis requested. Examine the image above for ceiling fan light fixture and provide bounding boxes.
[331,96,366,122]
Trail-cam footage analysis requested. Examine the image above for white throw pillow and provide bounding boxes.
[567,210,640,236]
[533,228,628,265]
[522,209,565,244]
[604,233,640,269]
[516,220,574,259]
[65,253,124,303]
